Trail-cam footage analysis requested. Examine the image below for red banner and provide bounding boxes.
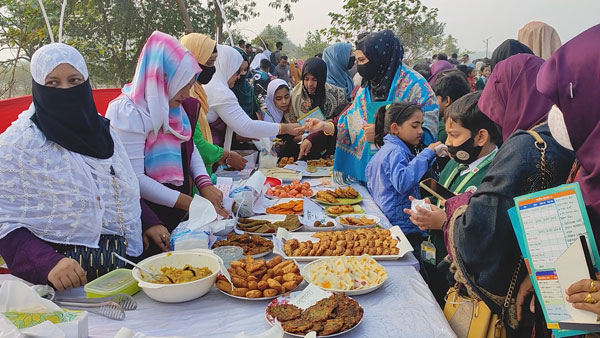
[0,88,122,133]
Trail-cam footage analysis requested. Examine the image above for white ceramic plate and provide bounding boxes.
[236,214,303,236]
[265,291,364,337]
[335,214,381,229]
[302,258,388,296]
[272,226,412,262]
[216,280,303,301]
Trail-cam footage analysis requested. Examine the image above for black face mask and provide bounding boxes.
[197,64,216,85]
[235,73,247,86]
[30,79,114,159]
[357,61,379,81]
[447,137,483,165]
[347,56,355,69]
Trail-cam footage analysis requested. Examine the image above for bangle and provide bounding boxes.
[225,151,232,167]
[278,123,283,135]
[324,122,335,136]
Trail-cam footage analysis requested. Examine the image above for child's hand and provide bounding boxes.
[363,124,375,143]
[403,196,446,231]
[427,141,443,152]
[301,118,325,133]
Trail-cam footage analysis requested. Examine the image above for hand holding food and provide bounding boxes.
[216,255,302,299]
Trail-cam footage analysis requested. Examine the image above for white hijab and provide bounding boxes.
[264,79,289,123]
[204,45,243,114]
[0,44,143,256]
[30,43,89,84]
[250,53,269,70]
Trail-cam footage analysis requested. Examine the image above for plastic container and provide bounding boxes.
[84,268,140,298]
[212,246,244,268]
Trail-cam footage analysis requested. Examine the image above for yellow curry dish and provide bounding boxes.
[152,265,213,284]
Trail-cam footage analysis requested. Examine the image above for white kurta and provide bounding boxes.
[0,106,143,256]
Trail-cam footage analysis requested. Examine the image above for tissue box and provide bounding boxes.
[3,309,88,338]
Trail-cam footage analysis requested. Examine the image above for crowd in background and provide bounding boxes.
[0,17,599,338]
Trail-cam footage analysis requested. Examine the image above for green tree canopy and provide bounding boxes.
[321,0,453,63]
[0,0,301,90]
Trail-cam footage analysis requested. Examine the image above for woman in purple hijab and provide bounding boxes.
[536,24,600,317]
[479,54,553,141]
[420,53,575,335]
[427,60,453,87]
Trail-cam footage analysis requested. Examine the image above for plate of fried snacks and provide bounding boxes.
[212,233,274,257]
[335,214,380,229]
[278,157,296,168]
[236,214,303,235]
[324,205,365,217]
[266,180,314,199]
[266,199,304,215]
[215,255,303,300]
[303,255,388,295]
[272,226,412,261]
[314,187,362,206]
[265,284,363,337]
[306,158,334,167]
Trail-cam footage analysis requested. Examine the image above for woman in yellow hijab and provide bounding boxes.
[180,33,247,176]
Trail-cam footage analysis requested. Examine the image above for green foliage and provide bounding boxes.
[299,30,329,59]
[320,0,453,63]
[251,24,302,58]
[0,0,300,90]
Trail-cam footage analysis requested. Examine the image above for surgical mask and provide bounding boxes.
[548,105,574,151]
[347,56,356,70]
[447,137,482,165]
[357,61,379,81]
[197,65,216,85]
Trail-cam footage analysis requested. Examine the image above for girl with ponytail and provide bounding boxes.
[366,102,442,275]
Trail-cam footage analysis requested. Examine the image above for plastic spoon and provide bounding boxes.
[111,252,162,281]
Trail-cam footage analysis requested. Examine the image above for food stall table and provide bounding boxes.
[84,262,455,338]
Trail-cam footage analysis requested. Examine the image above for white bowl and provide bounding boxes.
[335,214,380,229]
[132,249,222,303]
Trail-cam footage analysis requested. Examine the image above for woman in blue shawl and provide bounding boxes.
[323,43,355,101]
[333,30,439,184]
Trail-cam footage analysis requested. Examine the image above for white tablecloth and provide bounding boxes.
[1,179,454,337]
[83,262,455,338]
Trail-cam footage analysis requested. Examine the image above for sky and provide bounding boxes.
[240,0,600,57]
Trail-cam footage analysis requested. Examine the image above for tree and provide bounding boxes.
[0,0,302,92]
[320,0,448,63]
[300,30,329,59]
[251,24,301,58]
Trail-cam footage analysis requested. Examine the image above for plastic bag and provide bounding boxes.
[254,138,277,169]
[229,171,272,218]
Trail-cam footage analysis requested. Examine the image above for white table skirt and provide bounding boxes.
[83,262,455,338]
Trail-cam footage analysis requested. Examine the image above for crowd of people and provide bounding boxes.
[0,18,599,337]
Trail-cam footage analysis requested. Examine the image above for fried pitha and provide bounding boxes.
[266,304,302,321]
[281,319,313,334]
[321,318,344,335]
